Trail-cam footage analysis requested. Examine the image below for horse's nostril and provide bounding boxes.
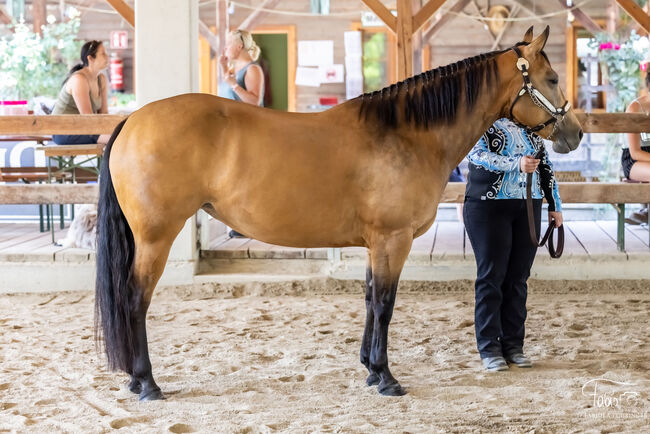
[579,130,584,140]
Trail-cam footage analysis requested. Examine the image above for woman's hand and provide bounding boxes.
[519,155,540,173]
[224,73,237,88]
[549,211,563,227]
[218,52,229,75]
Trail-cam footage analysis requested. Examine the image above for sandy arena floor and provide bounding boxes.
[1,280,648,433]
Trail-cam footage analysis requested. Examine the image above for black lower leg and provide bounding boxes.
[361,266,379,386]
[131,302,164,401]
[370,282,405,396]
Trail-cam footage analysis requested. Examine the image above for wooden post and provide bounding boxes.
[105,0,135,28]
[32,0,46,35]
[216,0,229,83]
[361,0,397,33]
[412,0,446,33]
[397,0,414,81]
[566,24,577,108]
[607,0,619,34]
[412,0,423,76]
[616,0,650,33]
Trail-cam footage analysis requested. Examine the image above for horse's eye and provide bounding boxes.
[549,78,559,85]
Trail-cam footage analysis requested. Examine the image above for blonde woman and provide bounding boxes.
[218,30,265,107]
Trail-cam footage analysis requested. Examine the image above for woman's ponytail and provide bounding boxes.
[62,40,103,85]
[235,30,261,61]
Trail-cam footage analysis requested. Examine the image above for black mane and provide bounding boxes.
[357,48,509,129]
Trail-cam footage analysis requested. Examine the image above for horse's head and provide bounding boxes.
[505,26,583,154]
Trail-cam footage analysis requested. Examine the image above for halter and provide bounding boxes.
[508,46,571,139]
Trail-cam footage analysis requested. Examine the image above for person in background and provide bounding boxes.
[217,30,265,238]
[51,40,110,145]
[463,118,563,372]
[218,29,265,107]
[622,74,650,224]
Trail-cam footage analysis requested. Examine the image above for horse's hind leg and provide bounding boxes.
[368,231,412,396]
[128,228,181,401]
[361,254,379,386]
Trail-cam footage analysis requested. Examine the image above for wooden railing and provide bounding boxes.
[1,113,650,251]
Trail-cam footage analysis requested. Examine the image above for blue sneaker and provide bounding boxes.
[482,356,509,372]
[505,352,532,368]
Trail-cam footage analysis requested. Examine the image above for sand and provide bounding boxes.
[1,280,649,433]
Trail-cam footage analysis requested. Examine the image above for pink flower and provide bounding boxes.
[641,62,648,72]
[614,44,621,50]
[599,43,608,50]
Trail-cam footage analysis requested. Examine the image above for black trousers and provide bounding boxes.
[463,198,541,359]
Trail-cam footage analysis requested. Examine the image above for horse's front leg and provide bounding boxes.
[368,231,412,396]
[360,255,379,386]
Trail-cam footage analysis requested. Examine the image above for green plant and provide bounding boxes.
[588,31,647,181]
[589,31,646,113]
[0,14,82,105]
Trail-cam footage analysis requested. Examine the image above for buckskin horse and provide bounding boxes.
[95,27,583,400]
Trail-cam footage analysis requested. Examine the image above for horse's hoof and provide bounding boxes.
[128,380,142,395]
[366,373,380,386]
[378,381,406,396]
[139,388,166,401]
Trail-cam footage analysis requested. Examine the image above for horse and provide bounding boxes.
[95,26,583,400]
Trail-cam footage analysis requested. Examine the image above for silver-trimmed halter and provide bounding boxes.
[509,46,571,139]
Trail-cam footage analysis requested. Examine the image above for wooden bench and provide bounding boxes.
[0,167,67,232]
[442,182,650,251]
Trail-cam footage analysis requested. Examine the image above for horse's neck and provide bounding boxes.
[407,54,517,174]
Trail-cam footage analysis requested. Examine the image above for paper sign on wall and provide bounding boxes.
[298,40,334,66]
[318,64,344,84]
[295,66,321,87]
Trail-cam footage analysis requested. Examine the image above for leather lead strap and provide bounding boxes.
[526,149,564,258]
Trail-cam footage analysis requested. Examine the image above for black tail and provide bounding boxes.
[94,118,135,373]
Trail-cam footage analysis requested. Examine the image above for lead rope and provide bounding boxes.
[526,148,564,258]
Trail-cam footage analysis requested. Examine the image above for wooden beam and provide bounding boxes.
[616,0,650,32]
[412,0,423,75]
[5,181,650,206]
[238,0,281,32]
[360,0,397,33]
[0,6,12,25]
[397,0,414,80]
[216,0,229,82]
[440,182,650,203]
[0,184,98,205]
[199,20,219,53]
[566,24,577,109]
[556,0,603,35]
[32,0,47,35]
[105,0,134,28]
[507,0,543,23]
[576,112,650,133]
[0,115,126,135]
[423,0,471,43]
[412,0,446,33]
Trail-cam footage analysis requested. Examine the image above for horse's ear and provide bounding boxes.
[523,26,534,43]
[528,25,549,54]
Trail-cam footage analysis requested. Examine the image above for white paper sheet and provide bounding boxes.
[298,40,334,66]
[295,66,321,87]
[344,31,362,56]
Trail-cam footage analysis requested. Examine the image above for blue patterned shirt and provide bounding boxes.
[465,118,562,211]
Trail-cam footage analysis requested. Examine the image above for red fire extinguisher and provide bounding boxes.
[110,52,124,92]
